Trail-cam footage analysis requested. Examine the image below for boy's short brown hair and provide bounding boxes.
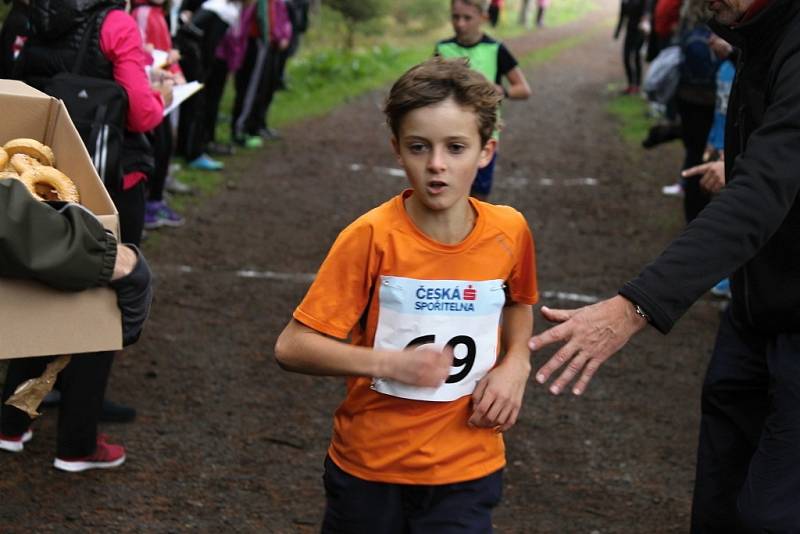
[452,0,489,14]
[384,56,502,146]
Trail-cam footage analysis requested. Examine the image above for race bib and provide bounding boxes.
[372,276,505,402]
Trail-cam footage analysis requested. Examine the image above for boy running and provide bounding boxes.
[275,57,538,532]
[436,0,532,200]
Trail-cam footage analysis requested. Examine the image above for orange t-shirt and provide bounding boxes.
[294,190,538,485]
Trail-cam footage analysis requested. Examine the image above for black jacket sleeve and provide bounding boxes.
[0,179,117,291]
[620,46,800,333]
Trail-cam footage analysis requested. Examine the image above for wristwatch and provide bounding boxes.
[633,303,651,323]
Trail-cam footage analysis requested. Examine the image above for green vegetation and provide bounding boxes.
[607,92,654,147]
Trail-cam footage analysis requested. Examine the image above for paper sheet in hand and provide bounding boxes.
[151,49,169,69]
[163,81,203,117]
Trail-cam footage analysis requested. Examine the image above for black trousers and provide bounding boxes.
[1,352,114,457]
[691,308,800,532]
[233,39,282,137]
[109,180,146,246]
[201,57,230,147]
[622,27,645,88]
[148,119,173,203]
[677,97,714,223]
[322,456,503,533]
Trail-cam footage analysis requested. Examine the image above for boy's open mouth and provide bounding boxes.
[427,180,448,193]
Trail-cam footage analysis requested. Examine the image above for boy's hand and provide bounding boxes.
[469,352,531,432]
[683,161,725,194]
[379,346,453,387]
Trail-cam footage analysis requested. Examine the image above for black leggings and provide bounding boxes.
[623,27,645,87]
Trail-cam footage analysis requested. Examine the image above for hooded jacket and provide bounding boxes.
[619,0,800,334]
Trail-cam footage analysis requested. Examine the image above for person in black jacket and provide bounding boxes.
[528,0,800,530]
[0,178,153,471]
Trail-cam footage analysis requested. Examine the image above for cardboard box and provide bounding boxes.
[0,79,122,359]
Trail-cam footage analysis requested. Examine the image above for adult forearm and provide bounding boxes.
[0,180,116,290]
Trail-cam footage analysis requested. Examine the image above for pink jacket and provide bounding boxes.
[270,0,293,45]
[99,10,164,189]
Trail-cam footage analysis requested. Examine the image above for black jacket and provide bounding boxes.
[620,0,800,335]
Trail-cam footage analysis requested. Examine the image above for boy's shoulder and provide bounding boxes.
[477,200,530,236]
[338,194,404,240]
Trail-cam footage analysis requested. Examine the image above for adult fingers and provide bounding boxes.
[570,356,602,396]
[681,162,712,179]
[528,320,572,352]
[534,340,580,387]
[540,306,575,323]
[544,347,588,395]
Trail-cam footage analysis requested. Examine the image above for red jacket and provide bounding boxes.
[653,0,681,38]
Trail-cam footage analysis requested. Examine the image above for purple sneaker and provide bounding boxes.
[144,200,185,230]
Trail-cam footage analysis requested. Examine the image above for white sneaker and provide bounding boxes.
[662,183,683,197]
[0,429,33,453]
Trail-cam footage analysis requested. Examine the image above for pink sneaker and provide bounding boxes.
[0,429,33,453]
[53,436,126,472]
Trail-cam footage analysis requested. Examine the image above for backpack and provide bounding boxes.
[643,45,682,105]
[34,10,128,192]
[679,26,718,88]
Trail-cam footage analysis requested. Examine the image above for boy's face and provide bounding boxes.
[451,1,485,44]
[392,97,495,213]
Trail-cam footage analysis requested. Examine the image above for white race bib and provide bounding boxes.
[372,276,506,402]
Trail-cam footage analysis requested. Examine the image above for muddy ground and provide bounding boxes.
[1,1,725,532]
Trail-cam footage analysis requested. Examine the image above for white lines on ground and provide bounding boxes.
[349,163,599,187]
[163,265,601,303]
[349,163,406,178]
[540,291,600,304]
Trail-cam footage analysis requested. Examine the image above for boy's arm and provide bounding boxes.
[503,66,532,100]
[469,302,534,431]
[274,318,453,387]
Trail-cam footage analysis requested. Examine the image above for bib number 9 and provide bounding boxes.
[405,334,476,384]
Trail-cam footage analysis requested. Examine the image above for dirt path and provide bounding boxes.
[1,1,722,532]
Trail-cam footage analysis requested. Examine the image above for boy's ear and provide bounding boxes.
[390,136,403,165]
[478,138,497,169]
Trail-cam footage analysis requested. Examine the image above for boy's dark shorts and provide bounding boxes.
[471,151,498,198]
[321,455,503,533]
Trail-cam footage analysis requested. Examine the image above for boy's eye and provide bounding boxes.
[449,143,466,154]
[408,143,428,154]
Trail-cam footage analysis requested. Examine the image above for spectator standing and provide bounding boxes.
[488,0,503,27]
[535,0,549,28]
[614,0,653,95]
[0,178,153,472]
[529,0,800,530]
[131,0,187,230]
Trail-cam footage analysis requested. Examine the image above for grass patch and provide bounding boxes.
[607,92,654,147]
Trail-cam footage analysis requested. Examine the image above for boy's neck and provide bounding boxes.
[456,32,485,47]
[403,194,477,245]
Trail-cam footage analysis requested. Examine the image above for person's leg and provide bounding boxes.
[321,455,405,534]
[253,44,284,136]
[201,57,229,148]
[631,30,644,88]
[148,121,172,203]
[1,357,49,436]
[736,331,800,530]
[690,309,769,533]
[233,38,268,144]
[623,31,636,89]
[677,98,714,223]
[55,352,115,458]
[110,181,146,246]
[406,469,503,534]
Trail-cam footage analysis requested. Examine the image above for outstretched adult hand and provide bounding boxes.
[528,295,648,396]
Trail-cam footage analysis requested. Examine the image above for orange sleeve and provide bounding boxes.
[507,213,538,305]
[293,220,378,339]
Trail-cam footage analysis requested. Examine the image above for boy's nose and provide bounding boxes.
[427,148,447,173]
